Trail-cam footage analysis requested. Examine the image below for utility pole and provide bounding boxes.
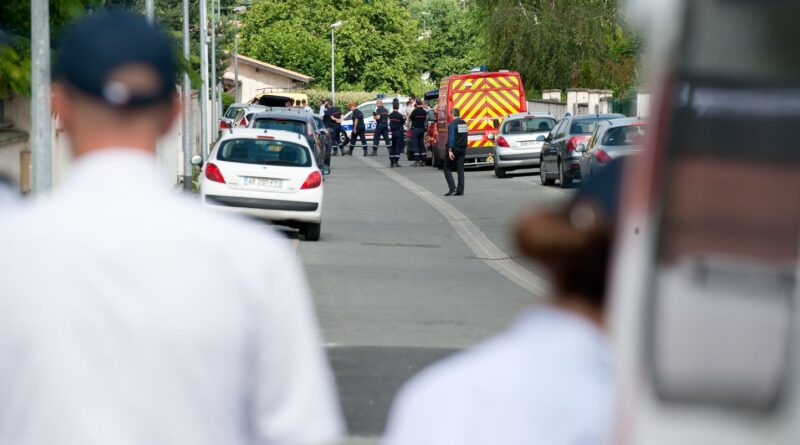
[199,0,209,157]
[233,7,247,103]
[145,0,154,23]
[210,0,217,138]
[30,0,51,194]
[182,0,192,191]
[217,0,222,116]
[330,21,342,105]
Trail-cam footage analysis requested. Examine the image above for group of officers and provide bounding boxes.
[319,97,467,195]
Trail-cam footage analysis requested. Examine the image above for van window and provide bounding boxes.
[359,103,377,117]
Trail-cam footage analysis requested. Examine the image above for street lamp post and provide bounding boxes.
[330,21,342,105]
[30,0,51,194]
[210,0,217,133]
[182,0,192,191]
[233,6,247,104]
[145,0,154,23]
[199,0,209,157]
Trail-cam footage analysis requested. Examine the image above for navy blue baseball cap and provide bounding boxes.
[54,11,177,107]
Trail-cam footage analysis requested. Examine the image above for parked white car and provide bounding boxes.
[194,129,324,241]
[491,111,558,178]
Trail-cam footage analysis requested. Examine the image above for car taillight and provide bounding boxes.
[595,148,612,164]
[566,136,589,152]
[205,162,225,183]
[301,171,322,190]
[219,120,229,129]
[496,136,510,147]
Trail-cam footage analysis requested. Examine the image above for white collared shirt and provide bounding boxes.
[384,307,612,445]
[0,149,343,445]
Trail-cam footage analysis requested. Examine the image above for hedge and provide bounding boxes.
[302,89,402,109]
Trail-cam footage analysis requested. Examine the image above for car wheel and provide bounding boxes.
[540,159,555,185]
[558,160,573,189]
[494,166,507,178]
[302,223,321,242]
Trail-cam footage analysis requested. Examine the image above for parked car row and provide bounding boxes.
[489,111,647,188]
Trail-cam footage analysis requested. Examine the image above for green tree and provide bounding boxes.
[238,0,421,94]
[472,0,639,95]
[0,0,103,97]
[409,0,483,87]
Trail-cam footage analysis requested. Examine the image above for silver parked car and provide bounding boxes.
[577,118,646,182]
[492,112,557,178]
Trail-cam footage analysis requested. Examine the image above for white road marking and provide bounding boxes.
[359,156,549,298]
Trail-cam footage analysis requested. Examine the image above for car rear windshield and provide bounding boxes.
[217,138,311,167]
[224,107,241,119]
[252,118,308,135]
[570,118,607,135]
[602,124,647,146]
[502,117,556,134]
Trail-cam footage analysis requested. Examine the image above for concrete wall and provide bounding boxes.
[0,90,203,192]
[224,63,305,103]
[637,92,651,118]
[528,100,568,120]
[542,89,562,102]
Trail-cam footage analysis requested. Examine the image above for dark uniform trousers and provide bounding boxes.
[444,148,466,194]
[390,130,404,161]
[350,127,368,154]
[373,125,389,154]
[412,128,427,161]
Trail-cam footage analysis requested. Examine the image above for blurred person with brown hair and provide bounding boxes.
[384,160,626,445]
[0,11,342,445]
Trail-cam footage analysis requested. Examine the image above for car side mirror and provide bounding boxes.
[320,165,331,176]
[536,135,546,142]
[576,143,586,153]
[190,155,204,166]
[493,118,500,128]
[544,135,552,142]
[487,133,496,141]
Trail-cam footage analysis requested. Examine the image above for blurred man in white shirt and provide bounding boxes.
[0,11,343,445]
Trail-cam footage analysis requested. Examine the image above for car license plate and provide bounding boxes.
[468,135,483,142]
[521,141,535,147]
[243,177,283,189]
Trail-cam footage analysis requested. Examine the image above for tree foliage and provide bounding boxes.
[472,0,639,95]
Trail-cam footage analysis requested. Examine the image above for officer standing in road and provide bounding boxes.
[408,98,428,167]
[371,99,390,157]
[348,101,368,156]
[324,99,344,155]
[388,99,405,168]
[0,11,343,445]
[444,108,468,195]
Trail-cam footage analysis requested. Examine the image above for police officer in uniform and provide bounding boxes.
[408,98,428,166]
[348,101,368,156]
[371,99,390,156]
[388,99,405,168]
[324,99,344,155]
[444,108,468,196]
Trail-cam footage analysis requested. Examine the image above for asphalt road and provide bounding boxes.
[294,152,572,443]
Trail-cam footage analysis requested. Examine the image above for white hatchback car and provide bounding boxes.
[194,129,324,241]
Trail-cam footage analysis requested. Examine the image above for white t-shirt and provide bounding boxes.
[384,307,612,445]
[0,149,343,445]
